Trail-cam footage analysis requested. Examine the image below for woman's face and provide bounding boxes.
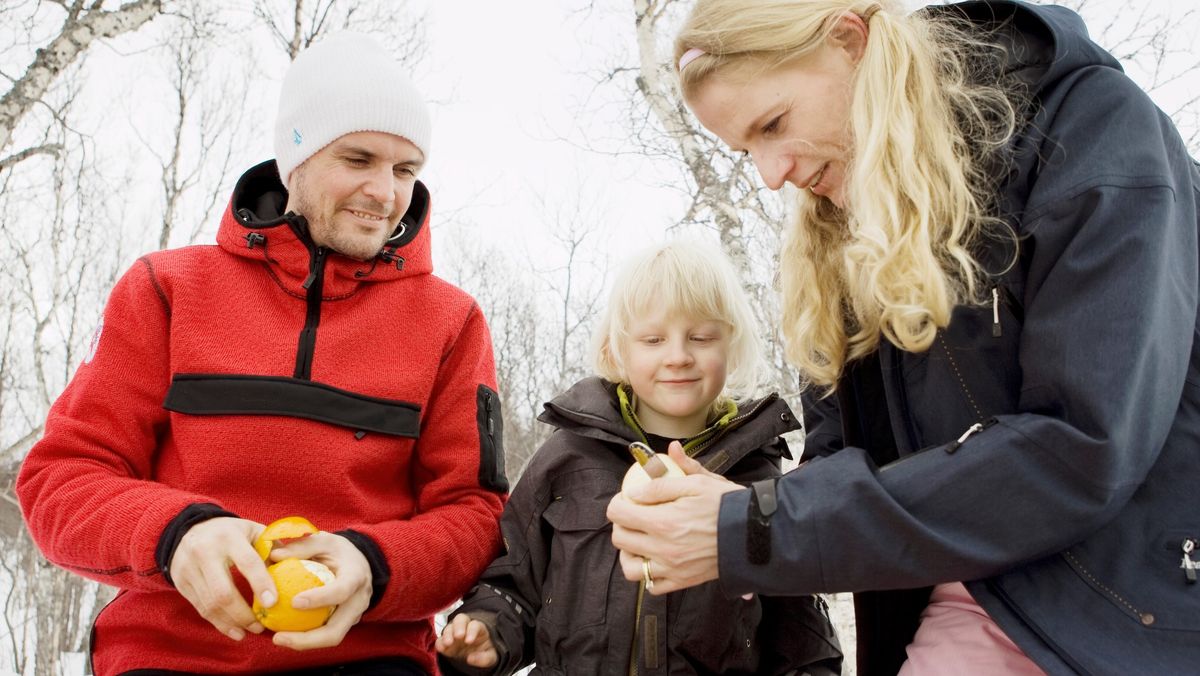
[686,19,865,208]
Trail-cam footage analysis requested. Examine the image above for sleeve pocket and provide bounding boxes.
[476,384,509,492]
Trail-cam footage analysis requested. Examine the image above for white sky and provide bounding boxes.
[414,0,689,268]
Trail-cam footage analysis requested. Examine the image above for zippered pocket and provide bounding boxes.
[476,385,509,492]
[989,284,1025,337]
[1062,530,1200,630]
[880,418,998,472]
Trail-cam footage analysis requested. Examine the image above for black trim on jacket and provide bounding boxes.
[336,529,392,611]
[163,374,421,438]
[155,503,240,585]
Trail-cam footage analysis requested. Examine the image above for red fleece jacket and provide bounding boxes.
[16,161,506,675]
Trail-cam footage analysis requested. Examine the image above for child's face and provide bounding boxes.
[623,309,730,438]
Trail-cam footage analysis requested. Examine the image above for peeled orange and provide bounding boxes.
[253,558,336,632]
[254,516,318,561]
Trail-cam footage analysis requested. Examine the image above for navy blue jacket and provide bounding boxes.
[715,2,1200,674]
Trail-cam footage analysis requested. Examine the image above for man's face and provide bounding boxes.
[286,131,424,261]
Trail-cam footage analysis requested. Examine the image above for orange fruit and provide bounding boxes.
[254,516,318,561]
[253,558,335,632]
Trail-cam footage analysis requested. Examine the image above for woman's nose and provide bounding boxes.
[752,151,791,191]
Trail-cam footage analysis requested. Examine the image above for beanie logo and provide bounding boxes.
[293,128,303,146]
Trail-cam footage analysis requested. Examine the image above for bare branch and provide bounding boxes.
[0,143,62,171]
[0,0,164,151]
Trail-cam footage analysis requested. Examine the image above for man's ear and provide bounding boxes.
[829,12,870,65]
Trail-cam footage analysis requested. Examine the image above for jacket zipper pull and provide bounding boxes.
[992,287,1002,337]
[485,393,495,436]
[302,247,326,289]
[946,422,984,454]
[1183,538,1197,584]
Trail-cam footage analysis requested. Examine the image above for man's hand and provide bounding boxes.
[267,531,373,650]
[169,516,273,641]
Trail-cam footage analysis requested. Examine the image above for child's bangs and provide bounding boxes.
[618,246,728,326]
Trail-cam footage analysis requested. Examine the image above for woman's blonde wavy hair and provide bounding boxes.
[591,238,766,409]
[675,0,1021,389]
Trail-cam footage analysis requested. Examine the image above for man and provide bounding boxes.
[16,33,508,675]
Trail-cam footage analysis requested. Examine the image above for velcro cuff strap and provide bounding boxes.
[747,479,777,565]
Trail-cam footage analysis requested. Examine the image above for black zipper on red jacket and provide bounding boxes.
[294,246,328,380]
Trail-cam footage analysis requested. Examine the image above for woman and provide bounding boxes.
[606,1,1200,674]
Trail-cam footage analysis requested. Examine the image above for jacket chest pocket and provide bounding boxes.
[540,487,618,631]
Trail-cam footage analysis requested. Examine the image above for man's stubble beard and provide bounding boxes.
[290,172,393,262]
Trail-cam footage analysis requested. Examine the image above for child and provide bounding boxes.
[436,239,842,675]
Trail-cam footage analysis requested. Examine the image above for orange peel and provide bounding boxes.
[253,516,318,561]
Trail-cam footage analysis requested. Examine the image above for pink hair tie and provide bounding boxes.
[678,47,706,71]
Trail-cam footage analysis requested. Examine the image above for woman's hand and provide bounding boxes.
[607,441,745,595]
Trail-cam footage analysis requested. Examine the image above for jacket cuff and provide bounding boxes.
[156,503,239,586]
[447,584,531,674]
[717,488,756,597]
[336,529,391,610]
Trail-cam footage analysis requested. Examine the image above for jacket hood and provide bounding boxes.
[925,0,1126,270]
[927,1,1122,95]
[215,160,434,296]
[539,376,798,474]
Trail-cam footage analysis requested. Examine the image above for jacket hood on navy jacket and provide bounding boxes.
[925,0,1130,271]
[929,0,1121,91]
[215,159,434,295]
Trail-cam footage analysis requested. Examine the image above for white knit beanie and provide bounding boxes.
[274,32,431,184]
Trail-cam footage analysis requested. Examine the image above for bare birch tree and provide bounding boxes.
[0,2,169,672]
[0,0,164,159]
[0,87,127,676]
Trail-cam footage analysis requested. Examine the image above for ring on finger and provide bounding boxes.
[642,557,655,590]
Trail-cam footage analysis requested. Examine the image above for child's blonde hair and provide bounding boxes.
[591,238,765,405]
[675,0,1022,388]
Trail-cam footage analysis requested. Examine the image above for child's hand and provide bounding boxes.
[436,613,499,668]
